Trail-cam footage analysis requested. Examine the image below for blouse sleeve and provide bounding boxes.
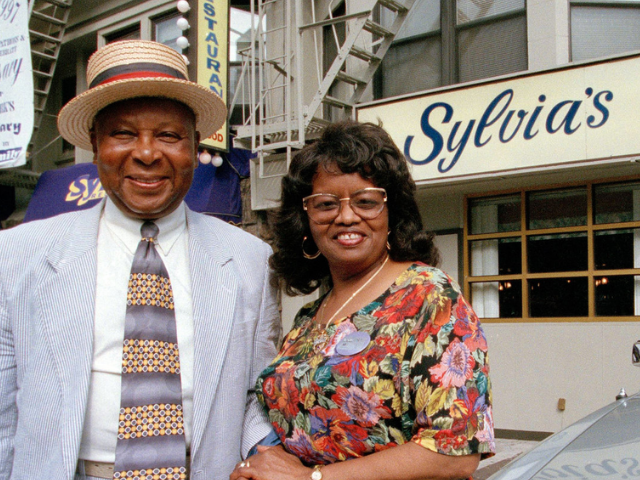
[403,269,495,458]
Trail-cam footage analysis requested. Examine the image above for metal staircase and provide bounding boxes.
[232,0,415,183]
[29,0,72,152]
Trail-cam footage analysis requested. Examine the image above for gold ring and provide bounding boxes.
[246,461,251,468]
[240,462,247,468]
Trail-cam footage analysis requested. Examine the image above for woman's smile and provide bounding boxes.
[335,231,366,246]
[308,167,389,280]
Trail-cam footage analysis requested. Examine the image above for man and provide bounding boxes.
[0,41,281,479]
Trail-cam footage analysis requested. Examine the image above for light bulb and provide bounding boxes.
[199,151,212,164]
[211,154,223,167]
[176,36,189,49]
[177,0,190,13]
[177,17,190,30]
[181,54,190,65]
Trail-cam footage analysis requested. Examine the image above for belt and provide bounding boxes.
[82,460,114,479]
[82,458,190,479]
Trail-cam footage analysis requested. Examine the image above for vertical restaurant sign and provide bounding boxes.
[197,0,229,151]
[0,1,33,169]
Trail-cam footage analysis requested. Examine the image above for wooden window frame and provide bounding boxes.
[464,175,640,323]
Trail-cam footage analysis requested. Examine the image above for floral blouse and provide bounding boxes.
[256,263,495,465]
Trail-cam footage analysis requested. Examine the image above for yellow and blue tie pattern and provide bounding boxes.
[113,222,187,480]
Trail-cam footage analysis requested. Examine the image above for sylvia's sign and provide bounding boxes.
[405,88,612,174]
[357,55,640,183]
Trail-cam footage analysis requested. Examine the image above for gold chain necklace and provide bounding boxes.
[319,254,390,329]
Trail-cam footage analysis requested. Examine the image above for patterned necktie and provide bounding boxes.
[113,221,187,480]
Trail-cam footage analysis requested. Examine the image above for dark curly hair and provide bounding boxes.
[269,120,440,295]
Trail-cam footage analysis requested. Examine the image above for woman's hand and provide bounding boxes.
[229,445,313,480]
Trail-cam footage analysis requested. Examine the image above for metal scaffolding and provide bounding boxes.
[231,0,415,181]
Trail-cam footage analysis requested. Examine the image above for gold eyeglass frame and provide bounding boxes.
[302,187,387,224]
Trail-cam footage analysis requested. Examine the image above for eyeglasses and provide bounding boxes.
[302,187,387,225]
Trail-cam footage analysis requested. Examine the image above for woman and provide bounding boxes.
[231,121,494,480]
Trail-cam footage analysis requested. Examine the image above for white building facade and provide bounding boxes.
[248,0,640,437]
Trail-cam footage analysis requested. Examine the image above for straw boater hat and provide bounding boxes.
[57,40,226,151]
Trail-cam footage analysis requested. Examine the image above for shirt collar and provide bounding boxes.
[103,198,187,256]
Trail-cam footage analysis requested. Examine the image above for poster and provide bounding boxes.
[0,1,33,169]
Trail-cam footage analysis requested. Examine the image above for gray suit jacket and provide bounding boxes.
[0,202,281,480]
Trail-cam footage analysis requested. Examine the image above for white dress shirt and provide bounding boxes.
[79,199,194,462]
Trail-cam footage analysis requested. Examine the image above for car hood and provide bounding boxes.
[488,392,640,480]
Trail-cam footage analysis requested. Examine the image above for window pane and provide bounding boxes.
[595,229,640,270]
[528,233,588,273]
[381,37,441,97]
[229,64,248,105]
[457,0,524,25]
[528,188,587,229]
[529,278,588,317]
[382,0,440,40]
[571,6,640,62]
[155,15,181,52]
[231,7,261,62]
[469,194,520,234]
[470,238,521,276]
[471,280,522,318]
[105,26,141,43]
[594,182,640,224]
[596,275,640,316]
[457,15,528,83]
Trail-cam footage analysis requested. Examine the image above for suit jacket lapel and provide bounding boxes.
[188,210,238,454]
[38,203,102,473]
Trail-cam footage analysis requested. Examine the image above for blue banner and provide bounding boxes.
[24,149,251,224]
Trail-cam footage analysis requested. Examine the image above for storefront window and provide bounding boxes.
[594,181,640,224]
[529,278,588,318]
[528,188,587,230]
[595,229,640,270]
[595,275,640,316]
[471,280,522,318]
[466,180,640,321]
[469,194,520,234]
[528,233,587,273]
[470,238,521,276]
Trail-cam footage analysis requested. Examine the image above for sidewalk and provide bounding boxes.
[473,438,540,480]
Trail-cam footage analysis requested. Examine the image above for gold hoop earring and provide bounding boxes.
[302,236,321,260]
[387,231,391,251]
